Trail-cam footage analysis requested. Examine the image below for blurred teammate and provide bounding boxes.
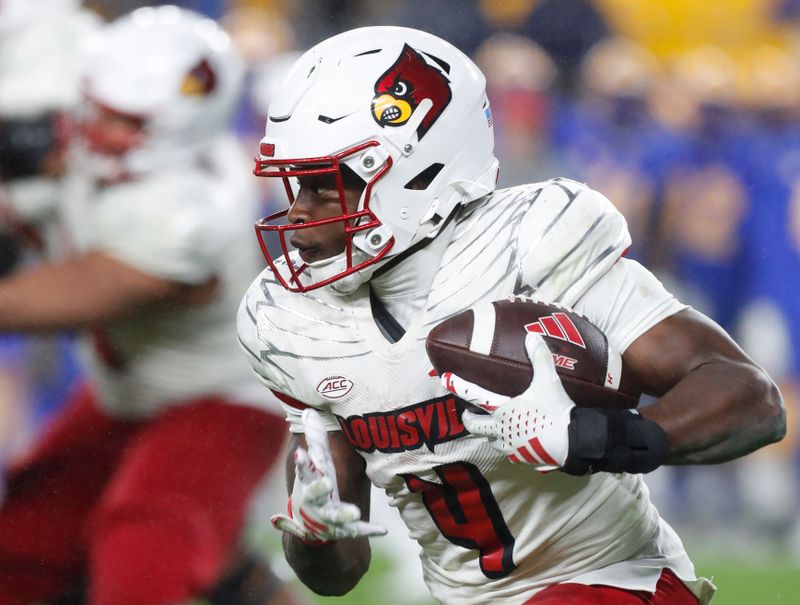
[0,0,93,493]
[0,6,297,605]
[237,27,784,604]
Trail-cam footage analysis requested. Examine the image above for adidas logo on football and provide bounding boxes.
[316,375,354,399]
[524,312,586,348]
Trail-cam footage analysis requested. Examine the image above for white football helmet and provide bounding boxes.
[0,5,99,118]
[77,5,244,178]
[254,26,498,293]
[0,0,83,39]
[0,5,99,232]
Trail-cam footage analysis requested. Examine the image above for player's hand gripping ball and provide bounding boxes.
[443,332,576,469]
[427,298,643,470]
[426,297,641,409]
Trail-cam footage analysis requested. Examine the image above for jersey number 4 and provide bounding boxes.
[403,462,516,579]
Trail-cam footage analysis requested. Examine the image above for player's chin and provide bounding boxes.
[296,244,343,265]
[292,244,321,263]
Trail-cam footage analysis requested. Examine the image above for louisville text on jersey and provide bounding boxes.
[337,395,467,453]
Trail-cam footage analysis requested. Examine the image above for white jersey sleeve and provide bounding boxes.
[517,179,631,306]
[573,258,689,353]
[237,282,286,391]
[236,275,342,434]
[85,175,223,284]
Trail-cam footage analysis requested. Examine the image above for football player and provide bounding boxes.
[237,27,785,604]
[0,7,300,605]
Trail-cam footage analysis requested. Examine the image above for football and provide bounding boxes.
[426,297,641,409]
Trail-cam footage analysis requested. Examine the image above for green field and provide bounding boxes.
[302,553,436,605]
[285,551,800,605]
[256,513,800,605]
[693,555,800,605]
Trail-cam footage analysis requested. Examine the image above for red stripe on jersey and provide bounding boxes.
[271,390,309,410]
[553,312,586,348]
[529,437,558,466]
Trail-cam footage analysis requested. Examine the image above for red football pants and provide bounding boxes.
[525,568,700,604]
[0,383,287,605]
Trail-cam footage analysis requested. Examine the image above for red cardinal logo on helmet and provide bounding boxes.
[372,44,452,140]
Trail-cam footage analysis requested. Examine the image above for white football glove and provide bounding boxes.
[442,333,576,471]
[270,408,387,543]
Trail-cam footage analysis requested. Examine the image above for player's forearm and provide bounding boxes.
[0,266,85,332]
[0,267,128,332]
[283,533,371,596]
[0,252,191,332]
[640,360,786,464]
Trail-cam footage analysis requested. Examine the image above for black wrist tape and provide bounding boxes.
[562,407,670,476]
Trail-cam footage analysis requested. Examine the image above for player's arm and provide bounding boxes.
[449,257,785,475]
[0,250,216,332]
[280,429,376,596]
[626,308,786,464]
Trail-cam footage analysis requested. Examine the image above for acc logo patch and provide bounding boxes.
[316,375,354,399]
[371,43,452,139]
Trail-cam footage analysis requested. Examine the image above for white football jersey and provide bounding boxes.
[59,133,280,417]
[238,179,714,604]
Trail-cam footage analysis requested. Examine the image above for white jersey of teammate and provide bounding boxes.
[58,133,278,418]
[238,178,715,604]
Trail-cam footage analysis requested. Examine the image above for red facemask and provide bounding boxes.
[253,140,395,292]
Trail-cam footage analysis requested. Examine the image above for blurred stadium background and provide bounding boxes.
[2,1,800,603]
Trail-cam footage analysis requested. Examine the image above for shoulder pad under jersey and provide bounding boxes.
[516,178,631,306]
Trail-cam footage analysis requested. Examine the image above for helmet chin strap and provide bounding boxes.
[305,248,377,295]
[319,230,443,296]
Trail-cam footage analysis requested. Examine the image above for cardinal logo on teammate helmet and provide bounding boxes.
[371,44,452,139]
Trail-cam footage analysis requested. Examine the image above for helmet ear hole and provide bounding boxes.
[404,162,444,190]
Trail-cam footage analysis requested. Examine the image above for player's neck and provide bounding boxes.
[369,220,453,328]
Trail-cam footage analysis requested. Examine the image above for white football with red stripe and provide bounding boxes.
[426,297,641,409]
